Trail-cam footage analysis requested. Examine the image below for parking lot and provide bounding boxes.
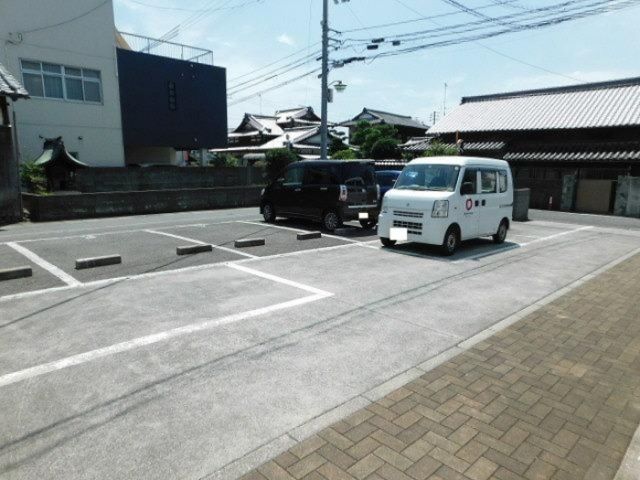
[1,208,640,479]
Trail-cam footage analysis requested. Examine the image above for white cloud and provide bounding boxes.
[277,34,295,46]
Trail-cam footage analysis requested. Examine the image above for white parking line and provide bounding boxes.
[518,226,593,246]
[238,221,378,249]
[145,229,257,258]
[0,266,333,389]
[6,242,82,287]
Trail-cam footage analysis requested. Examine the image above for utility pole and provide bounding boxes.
[443,82,448,117]
[320,0,330,159]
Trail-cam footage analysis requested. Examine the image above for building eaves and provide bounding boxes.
[0,62,29,100]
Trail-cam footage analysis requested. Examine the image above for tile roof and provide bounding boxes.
[343,108,428,130]
[504,142,640,163]
[429,76,640,134]
[0,62,29,99]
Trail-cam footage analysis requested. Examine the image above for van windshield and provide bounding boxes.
[395,164,460,192]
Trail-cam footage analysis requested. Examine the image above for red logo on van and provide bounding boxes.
[465,198,473,211]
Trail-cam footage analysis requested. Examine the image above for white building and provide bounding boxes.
[0,0,126,166]
[1,1,227,171]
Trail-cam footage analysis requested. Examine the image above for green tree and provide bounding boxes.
[20,161,48,194]
[350,121,399,158]
[328,136,347,156]
[331,149,357,160]
[422,140,458,157]
[370,138,400,159]
[264,148,298,182]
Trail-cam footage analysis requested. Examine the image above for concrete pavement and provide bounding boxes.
[243,253,640,480]
[0,209,639,479]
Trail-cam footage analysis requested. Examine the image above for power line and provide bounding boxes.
[228,68,322,106]
[338,0,638,65]
[228,42,321,82]
[20,0,110,34]
[124,0,205,11]
[390,0,582,82]
[336,0,525,33]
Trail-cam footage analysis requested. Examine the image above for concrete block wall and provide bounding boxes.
[74,166,265,193]
[22,186,262,222]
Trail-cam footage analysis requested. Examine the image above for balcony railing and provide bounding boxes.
[117,31,214,66]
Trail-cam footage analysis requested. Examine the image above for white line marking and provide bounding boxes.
[0,220,246,245]
[6,242,81,287]
[0,293,331,389]
[238,221,378,249]
[228,263,332,296]
[145,229,257,258]
[518,226,593,246]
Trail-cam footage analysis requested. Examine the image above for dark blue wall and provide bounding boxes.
[117,49,227,149]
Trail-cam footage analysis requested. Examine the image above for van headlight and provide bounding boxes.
[431,200,449,218]
[381,198,389,214]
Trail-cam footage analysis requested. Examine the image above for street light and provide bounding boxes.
[327,80,348,103]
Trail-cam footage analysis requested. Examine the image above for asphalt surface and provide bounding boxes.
[1,208,639,479]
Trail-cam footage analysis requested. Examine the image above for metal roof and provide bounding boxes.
[0,62,29,100]
[429,76,640,134]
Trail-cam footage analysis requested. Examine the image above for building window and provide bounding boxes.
[20,60,102,103]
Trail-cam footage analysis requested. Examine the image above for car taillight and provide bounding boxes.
[339,184,348,201]
[376,184,381,199]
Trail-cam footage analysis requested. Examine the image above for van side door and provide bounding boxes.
[278,164,304,216]
[459,167,480,240]
[301,164,340,219]
[478,169,500,236]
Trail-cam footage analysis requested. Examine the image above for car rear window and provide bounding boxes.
[342,163,375,186]
[376,174,397,187]
[303,164,340,185]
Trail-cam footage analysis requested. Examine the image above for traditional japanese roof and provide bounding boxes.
[275,106,321,126]
[343,108,428,130]
[33,137,88,168]
[230,114,284,137]
[503,142,640,163]
[429,76,640,134]
[0,62,29,100]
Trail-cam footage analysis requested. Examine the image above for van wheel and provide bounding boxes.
[322,210,342,232]
[380,237,396,247]
[493,220,508,244]
[441,226,459,256]
[262,202,276,223]
[359,218,377,229]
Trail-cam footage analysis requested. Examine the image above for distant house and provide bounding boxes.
[0,61,29,223]
[428,77,640,214]
[342,108,428,142]
[227,107,321,149]
[217,106,340,161]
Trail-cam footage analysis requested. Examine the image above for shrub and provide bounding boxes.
[264,148,298,182]
[331,149,357,160]
[20,161,48,194]
[211,153,240,167]
[371,138,400,159]
[422,140,459,157]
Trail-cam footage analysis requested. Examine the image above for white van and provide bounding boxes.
[377,156,513,255]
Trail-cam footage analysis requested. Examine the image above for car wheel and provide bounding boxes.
[493,220,508,244]
[380,237,396,248]
[441,226,459,256]
[359,218,377,229]
[322,210,342,232]
[262,202,276,223]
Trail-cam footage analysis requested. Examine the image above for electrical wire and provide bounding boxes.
[20,0,110,34]
[228,68,322,106]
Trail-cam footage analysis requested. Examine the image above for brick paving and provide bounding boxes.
[242,255,640,480]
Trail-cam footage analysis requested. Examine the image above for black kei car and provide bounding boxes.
[260,160,380,231]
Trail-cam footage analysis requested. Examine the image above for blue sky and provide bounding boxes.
[113,0,640,128]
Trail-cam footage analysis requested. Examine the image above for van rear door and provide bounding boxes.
[341,163,378,208]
